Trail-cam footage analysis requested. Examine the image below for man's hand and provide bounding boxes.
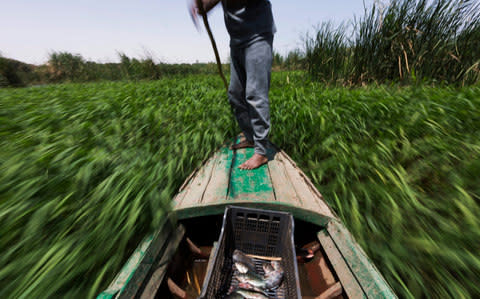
[189,0,201,30]
[188,0,221,30]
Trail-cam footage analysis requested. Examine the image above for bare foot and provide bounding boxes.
[239,153,268,170]
[231,140,254,150]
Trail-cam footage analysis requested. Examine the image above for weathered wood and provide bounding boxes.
[279,151,335,218]
[174,140,234,207]
[176,200,333,227]
[317,252,337,289]
[173,167,200,208]
[326,221,397,299]
[267,153,301,205]
[319,282,343,299]
[245,254,282,261]
[175,153,219,208]
[97,217,169,299]
[118,220,177,299]
[280,151,327,202]
[302,245,337,295]
[317,229,366,299]
[302,282,343,299]
[173,141,336,224]
[140,225,185,299]
[107,236,153,295]
[201,146,233,204]
[199,241,219,297]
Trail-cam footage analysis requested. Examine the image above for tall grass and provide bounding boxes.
[304,0,480,85]
[270,73,480,298]
[118,53,161,81]
[0,77,235,298]
[1,73,479,298]
[273,50,304,71]
[304,22,350,84]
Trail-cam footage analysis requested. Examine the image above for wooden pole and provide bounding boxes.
[196,0,229,93]
[245,254,282,261]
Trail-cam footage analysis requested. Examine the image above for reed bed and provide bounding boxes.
[271,73,480,298]
[1,73,479,298]
[304,0,480,85]
[0,77,235,298]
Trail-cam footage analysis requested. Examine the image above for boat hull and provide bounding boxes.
[97,139,397,299]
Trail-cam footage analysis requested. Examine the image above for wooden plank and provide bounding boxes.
[317,229,366,299]
[317,252,337,290]
[326,221,397,298]
[201,145,233,204]
[228,147,275,201]
[319,282,343,299]
[96,216,166,299]
[172,189,189,209]
[303,282,343,299]
[175,153,219,209]
[302,245,337,295]
[140,225,185,299]
[268,152,302,205]
[118,220,176,299]
[198,241,218,298]
[280,151,335,218]
[174,139,235,207]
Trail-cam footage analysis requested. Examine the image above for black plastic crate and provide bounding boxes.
[198,206,301,299]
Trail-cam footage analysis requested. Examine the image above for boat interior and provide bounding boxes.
[141,215,344,299]
[98,144,395,299]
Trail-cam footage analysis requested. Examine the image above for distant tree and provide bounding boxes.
[47,52,85,82]
[285,49,305,70]
[273,51,284,68]
[0,57,25,87]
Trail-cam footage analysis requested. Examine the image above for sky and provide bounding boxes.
[0,0,376,65]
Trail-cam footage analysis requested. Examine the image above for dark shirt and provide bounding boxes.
[221,0,276,48]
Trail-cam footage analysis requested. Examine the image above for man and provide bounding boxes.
[190,0,276,170]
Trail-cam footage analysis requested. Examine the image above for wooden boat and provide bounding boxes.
[97,138,397,299]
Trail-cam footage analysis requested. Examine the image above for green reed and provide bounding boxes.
[0,77,235,298]
[1,73,479,298]
[304,0,480,85]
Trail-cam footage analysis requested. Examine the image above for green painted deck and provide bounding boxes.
[173,140,336,227]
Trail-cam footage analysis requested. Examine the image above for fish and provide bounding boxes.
[262,262,274,277]
[234,262,250,274]
[237,271,267,289]
[233,249,256,273]
[271,261,282,272]
[225,291,245,299]
[238,282,269,297]
[264,261,284,290]
[236,288,269,299]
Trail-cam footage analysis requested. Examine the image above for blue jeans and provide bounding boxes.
[228,35,273,156]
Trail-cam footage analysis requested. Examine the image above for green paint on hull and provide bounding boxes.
[96,233,155,299]
[228,147,274,201]
[175,201,333,227]
[215,145,234,199]
[326,221,397,298]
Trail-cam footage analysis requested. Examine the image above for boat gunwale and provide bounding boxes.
[174,200,334,227]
